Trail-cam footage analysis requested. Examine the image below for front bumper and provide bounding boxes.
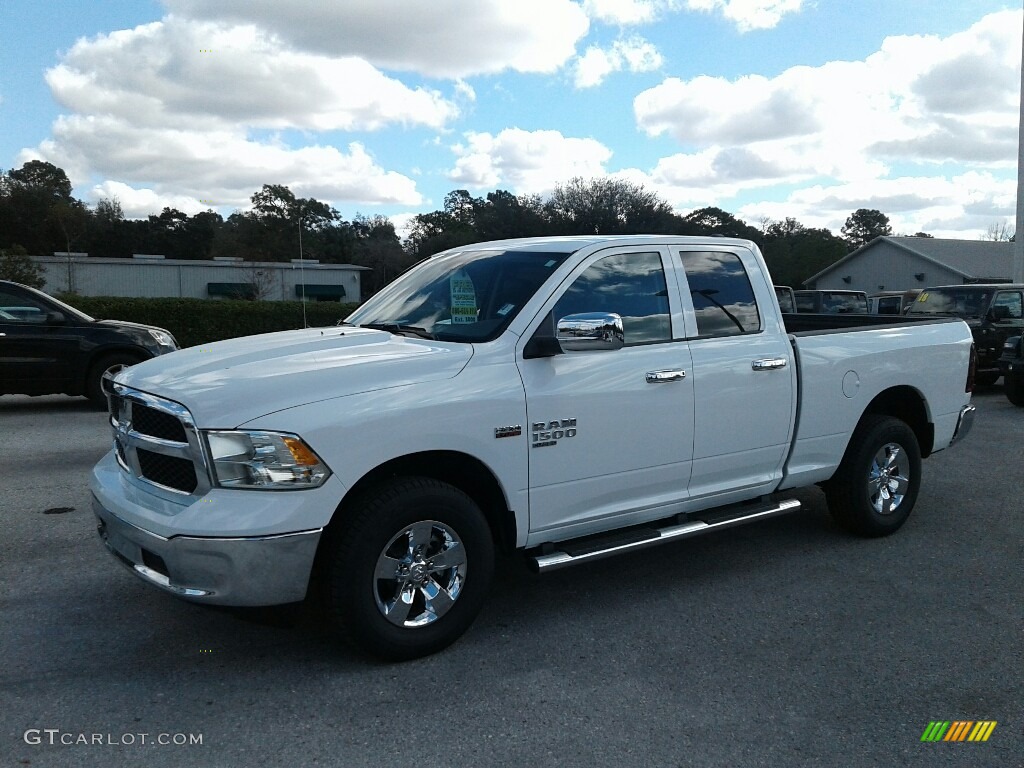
[93,495,321,606]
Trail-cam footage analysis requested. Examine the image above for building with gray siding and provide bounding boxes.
[33,254,369,303]
[805,237,1014,292]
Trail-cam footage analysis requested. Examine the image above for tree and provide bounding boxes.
[678,206,761,241]
[841,209,892,251]
[544,177,676,235]
[0,161,78,255]
[8,160,73,201]
[982,221,1014,242]
[0,245,46,288]
[761,217,846,287]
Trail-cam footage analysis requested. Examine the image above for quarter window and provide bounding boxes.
[680,251,761,336]
[553,252,671,344]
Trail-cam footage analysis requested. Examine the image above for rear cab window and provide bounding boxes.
[677,251,761,337]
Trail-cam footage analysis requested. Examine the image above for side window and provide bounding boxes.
[993,291,1023,320]
[680,251,761,336]
[0,289,49,323]
[553,252,671,344]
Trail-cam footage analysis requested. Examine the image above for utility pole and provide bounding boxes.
[1016,2,1024,282]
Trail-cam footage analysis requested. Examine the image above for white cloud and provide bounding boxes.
[449,129,613,195]
[583,0,802,30]
[165,0,590,78]
[574,37,663,88]
[24,116,422,210]
[583,0,660,25]
[46,19,457,132]
[634,8,1022,198]
[685,0,803,32]
[737,172,1017,239]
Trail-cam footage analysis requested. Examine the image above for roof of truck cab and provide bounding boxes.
[435,234,757,255]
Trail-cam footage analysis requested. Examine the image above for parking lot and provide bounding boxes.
[1,387,1021,767]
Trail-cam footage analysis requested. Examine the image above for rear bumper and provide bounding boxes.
[93,495,321,606]
[950,404,976,446]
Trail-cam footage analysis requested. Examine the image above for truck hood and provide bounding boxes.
[113,326,472,426]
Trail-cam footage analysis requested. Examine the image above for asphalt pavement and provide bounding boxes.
[1,388,1021,768]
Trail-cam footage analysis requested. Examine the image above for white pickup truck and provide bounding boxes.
[91,235,976,659]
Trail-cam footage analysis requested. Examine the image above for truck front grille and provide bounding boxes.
[106,385,209,497]
[137,449,198,493]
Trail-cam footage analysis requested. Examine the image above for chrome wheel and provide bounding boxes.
[867,442,910,515]
[373,520,467,628]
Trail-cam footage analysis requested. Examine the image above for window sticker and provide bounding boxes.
[544,260,557,267]
[917,293,928,302]
[497,303,515,316]
[450,269,478,324]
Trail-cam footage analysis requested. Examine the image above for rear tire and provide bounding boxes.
[86,352,141,408]
[975,370,1000,387]
[1006,373,1024,407]
[824,415,921,537]
[325,478,495,661]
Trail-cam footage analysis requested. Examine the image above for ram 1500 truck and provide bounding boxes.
[91,235,977,660]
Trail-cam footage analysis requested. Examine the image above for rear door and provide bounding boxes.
[672,247,796,502]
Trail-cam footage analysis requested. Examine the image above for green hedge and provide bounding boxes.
[57,295,362,348]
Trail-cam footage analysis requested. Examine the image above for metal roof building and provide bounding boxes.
[805,237,1015,292]
[34,254,369,303]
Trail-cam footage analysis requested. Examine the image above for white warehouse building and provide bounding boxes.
[34,254,369,303]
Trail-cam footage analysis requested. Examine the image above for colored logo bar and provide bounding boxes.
[920,721,997,742]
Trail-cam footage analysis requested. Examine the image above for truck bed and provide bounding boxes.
[781,312,961,334]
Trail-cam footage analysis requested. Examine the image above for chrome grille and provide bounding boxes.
[107,384,210,497]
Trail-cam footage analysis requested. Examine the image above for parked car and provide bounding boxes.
[868,290,921,315]
[794,289,869,313]
[906,283,1024,386]
[774,285,796,313]
[998,334,1024,405]
[0,280,178,406]
[92,235,975,660]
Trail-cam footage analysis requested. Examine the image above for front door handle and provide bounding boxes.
[752,358,787,371]
[646,369,687,383]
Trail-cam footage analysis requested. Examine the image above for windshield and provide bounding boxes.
[345,248,572,342]
[909,287,991,319]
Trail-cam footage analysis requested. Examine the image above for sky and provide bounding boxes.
[1,0,1021,240]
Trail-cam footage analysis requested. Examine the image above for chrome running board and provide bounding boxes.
[530,498,801,573]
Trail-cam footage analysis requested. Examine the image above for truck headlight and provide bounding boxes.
[204,430,330,489]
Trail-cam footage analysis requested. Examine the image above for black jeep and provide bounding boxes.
[907,284,1024,386]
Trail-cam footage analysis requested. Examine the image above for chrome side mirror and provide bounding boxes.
[556,312,624,352]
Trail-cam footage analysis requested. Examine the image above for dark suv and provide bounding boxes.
[794,290,869,313]
[906,283,1024,386]
[0,280,178,406]
[998,335,1024,405]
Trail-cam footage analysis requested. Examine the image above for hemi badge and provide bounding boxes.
[494,425,522,439]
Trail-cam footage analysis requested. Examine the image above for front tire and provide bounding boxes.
[326,478,495,661]
[824,415,921,537]
[86,352,141,408]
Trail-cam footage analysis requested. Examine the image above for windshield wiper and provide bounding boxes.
[359,322,436,340]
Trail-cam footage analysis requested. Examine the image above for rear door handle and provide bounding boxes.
[752,358,787,371]
[646,369,687,383]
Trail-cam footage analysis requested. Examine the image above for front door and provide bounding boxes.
[517,247,695,542]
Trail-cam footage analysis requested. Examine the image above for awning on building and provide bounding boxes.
[295,284,346,299]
